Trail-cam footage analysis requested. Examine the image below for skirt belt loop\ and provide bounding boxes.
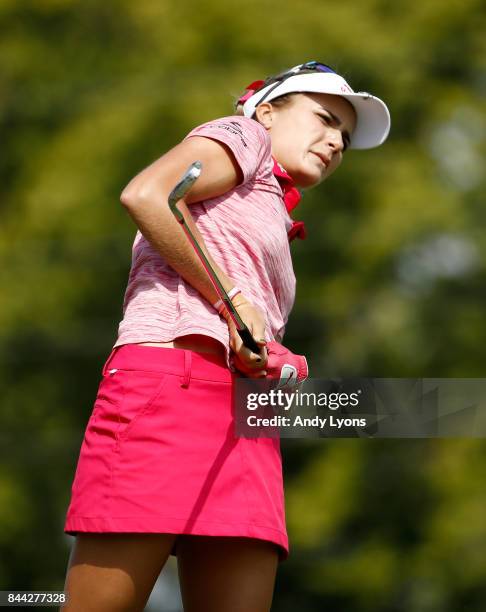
[181,350,192,388]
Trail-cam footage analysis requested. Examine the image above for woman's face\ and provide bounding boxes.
[256,92,357,188]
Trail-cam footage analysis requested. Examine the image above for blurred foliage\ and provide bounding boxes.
[1,1,485,610]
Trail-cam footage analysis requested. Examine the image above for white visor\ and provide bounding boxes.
[242,72,391,150]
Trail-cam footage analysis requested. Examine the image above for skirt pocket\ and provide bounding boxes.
[88,369,169,443]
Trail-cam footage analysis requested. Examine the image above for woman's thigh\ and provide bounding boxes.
[176,535,279,612]
[61,532,178,612]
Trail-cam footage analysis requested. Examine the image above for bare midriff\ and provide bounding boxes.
[137,334,225,357]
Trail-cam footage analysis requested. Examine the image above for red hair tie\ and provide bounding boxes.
[236,80,265,107]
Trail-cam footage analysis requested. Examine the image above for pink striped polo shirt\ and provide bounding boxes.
[114,115,298,368]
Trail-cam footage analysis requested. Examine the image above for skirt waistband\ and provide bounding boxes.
[102,343,233,383]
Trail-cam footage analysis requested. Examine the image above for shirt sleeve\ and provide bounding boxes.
[184,115,270,186]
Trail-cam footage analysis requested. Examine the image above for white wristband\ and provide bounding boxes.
[213,286,241,312]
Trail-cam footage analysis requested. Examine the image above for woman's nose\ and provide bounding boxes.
[326,129,344,153]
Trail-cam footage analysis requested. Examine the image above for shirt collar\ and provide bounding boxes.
[271,157,307,242]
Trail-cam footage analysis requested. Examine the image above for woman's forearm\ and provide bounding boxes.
[121,190,235,308]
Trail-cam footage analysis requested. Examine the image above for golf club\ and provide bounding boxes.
[168,161,261,355]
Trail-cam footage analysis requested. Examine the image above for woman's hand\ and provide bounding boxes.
[220,294,268,378]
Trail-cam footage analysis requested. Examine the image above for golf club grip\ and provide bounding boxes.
[238,328,261,354]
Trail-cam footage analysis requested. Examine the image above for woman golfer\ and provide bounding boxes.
[62,61,390,611]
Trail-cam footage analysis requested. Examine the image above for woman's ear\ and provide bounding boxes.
[254,102,274,129]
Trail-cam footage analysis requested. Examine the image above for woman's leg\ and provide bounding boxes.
[61,532,178,612]
[176,535,279,612]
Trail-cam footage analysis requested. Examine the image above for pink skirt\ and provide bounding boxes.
[64,343,289,562]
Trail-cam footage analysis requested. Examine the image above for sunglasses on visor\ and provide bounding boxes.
[236,61,337,108]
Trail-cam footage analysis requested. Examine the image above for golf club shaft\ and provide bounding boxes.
[168,162,261,355]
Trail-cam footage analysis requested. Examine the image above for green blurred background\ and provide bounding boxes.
[1,0,485,610]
